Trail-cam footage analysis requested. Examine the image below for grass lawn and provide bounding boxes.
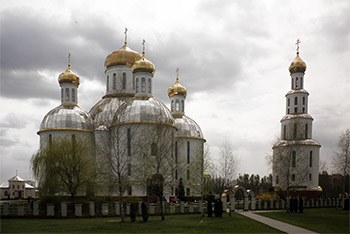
[1,213,282,233]
[257,208,349,234]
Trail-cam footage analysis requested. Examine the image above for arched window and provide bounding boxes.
[127,128,131,156]
[186,188,190,196]
[175,170,178,180]
[181,100,184,112]
[276,175,279,184]
[65,88,70,101]
[292,78,294,89]
[293,123,297,139]
[296,77,299,88]
[187,141,190,164]
[300,77,303,89]
[294,97,298,105]
[151,143,158,156]
[309,174,312,181]
[187,170,190,180]
[113,73,116,90]
[141,77,146,92]
[171,100,174,111]
[107,75,109,91]
[4,191,8,196]
[175,141,178,163]
[309,151,313,167]
[302,97,305,105]
[122,72,126,89]
[283,125,286,139]
[292,174,296,181]
[61,88,63,102]
[288,98,290,107]
[71,89,75,102]
[133,77,135,90]
[136,78,139,92]
[148,78,151,93]
[305,124,308,139]
[128,164,131,176]
[292,151,296,167]
[49,134,52,145]
[175,100,180,111]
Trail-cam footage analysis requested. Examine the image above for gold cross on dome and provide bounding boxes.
[176,68,179,82]
[296,39,301,53]
[124,27,128,44]
[68,53,71,65]
[142,39,146,55]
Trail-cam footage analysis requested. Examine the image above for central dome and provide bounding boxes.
[105,44,142,70]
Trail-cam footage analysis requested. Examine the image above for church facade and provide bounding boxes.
[272,43,321,196]
[38,35,205,199]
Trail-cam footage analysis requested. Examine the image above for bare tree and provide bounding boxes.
[218,139,238,189]
[137,123,176,221]
[32,136,97,200]
[332,128,350,195]
[191,143,212,217]
[272,141,309,212]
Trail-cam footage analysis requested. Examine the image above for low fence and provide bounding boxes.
[0,197,343,218]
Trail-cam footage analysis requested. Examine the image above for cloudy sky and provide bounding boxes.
[1,0,349,182]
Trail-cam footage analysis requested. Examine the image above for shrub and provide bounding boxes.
[141,202,148,222]
[130,203,136,222]
[207,201,213,217]
[214,199,223,217]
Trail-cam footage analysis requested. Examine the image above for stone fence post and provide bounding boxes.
[263,200,268,210]
[170,203,175,214]
[102,203,109,216]
[115,202,120,215]
[33,201,39,216]
[138,201,142,215]
[17,203,25,216]
[75,204,82,217]
[61,202,67,217]
[125,203,130,216]
[47,203,54,216]
[89,202,95,216]
[189,202,194,213]
[180,201,185,213]
[281,199,285,209]
[198,201,203,213]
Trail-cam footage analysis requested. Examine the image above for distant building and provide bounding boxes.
[0,172,35,199]
[272,42,321,195]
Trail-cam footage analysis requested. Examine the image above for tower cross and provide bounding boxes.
[142,39,146,55]
[68,53,71,65]
[296,39,301,53]
[124,27,128,44]
[176,68,179,82]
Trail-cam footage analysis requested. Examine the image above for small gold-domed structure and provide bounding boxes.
[104,44,142,69]
[58,64,80,86]
[132,55,155,74]
[168,77,187,97]
[289,52,307,73]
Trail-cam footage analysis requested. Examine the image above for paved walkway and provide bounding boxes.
[237,210,318,234]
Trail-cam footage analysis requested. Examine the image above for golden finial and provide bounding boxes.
[124,27,128,45]
[16,170,18,176]
[176,68,179,83]
[142,39,146,56]
[295,39,301,54]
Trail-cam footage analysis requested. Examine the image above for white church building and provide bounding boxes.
[37,32,205,199]
[272,43,321,197]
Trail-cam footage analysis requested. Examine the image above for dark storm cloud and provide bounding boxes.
[0,8,128,100]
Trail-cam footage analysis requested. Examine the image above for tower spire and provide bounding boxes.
[67,53,71,71]
[124,27,128,45]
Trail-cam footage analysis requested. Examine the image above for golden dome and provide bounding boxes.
[132,54,155,74]
[58,64,80,86]
[104,43,142,69]
[168,78,187,97]
[289,52,307,73]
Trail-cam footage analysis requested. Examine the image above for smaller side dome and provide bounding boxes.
[289,52,307,73]
[39,105,93,133]
[58,64,80,86]
[132,55,155,74]
[168,78,187,97]
[105,44,142,69]
[174,115,204,139]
